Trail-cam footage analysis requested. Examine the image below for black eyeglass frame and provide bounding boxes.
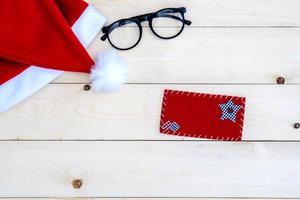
[101,7,192,50]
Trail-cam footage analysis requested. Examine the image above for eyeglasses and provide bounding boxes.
[101,7,192,50]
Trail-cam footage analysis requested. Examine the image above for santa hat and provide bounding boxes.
[0,0,126,112]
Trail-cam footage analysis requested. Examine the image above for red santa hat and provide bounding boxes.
[0,0,126,112]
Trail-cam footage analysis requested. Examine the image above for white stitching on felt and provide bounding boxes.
[160,91,168,133]
[161,128,168,134]
[238,100,246,140]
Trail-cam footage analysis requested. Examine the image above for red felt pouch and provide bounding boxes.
[160,89,246,141]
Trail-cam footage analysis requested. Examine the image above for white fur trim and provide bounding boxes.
[90,51,128,93]
[72,5,106,47]
[0,5,106,112]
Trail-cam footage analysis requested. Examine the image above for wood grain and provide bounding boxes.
[0,84,299,141]
[54,28,300,84]
[88,0,300,26]
[0,199,296,200]
[0,141,299,198]
[1,199,296,200]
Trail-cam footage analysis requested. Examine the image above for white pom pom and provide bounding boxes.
[90,51,128,93]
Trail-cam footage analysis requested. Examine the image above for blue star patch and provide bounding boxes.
[219,100,241,123]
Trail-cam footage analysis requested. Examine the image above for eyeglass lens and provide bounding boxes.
[108,21,141,50]
[151,10,184,39]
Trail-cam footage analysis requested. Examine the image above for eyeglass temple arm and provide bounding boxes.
[100,34,108,41]
[184,19,192,25]
[156,14,192,25]
[100,26,110,41]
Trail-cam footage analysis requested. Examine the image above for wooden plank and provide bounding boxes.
[0,141,299,197]
[0,199,295,200]
[88,0,300,26]
[54,28,300,84]
[0,84,299,141]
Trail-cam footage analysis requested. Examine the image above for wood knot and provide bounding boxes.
[83,84,91,91]
[276,77,285,85]
[72,179,83,189]
[294,123,300,129]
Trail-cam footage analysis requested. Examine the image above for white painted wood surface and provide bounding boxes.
[0,142,299,198]
[55,28,300,84]
[1,0,300,198]
[0,85,299,141]
[88,0,300,26]
[1,199,296,200]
